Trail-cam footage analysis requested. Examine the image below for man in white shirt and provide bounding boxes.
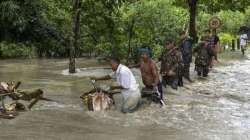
[240,33,248,55]
[91,57,141,113]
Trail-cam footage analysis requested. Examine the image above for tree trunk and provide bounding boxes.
[69,0,81,73]
[188,0,198,43]
[109,21,116,57]
[126,18,135,64]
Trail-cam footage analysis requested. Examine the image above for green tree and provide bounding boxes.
[69,0,81,73]
[243,6,250,27]
[0,0,67,57]
[68,0,129,72]
[175,0,250,42]
[121,0,188,59]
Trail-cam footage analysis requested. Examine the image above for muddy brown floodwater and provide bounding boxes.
[0,54,250,140]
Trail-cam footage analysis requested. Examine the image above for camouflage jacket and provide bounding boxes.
[194,42,214,66]
[159,47,183,76]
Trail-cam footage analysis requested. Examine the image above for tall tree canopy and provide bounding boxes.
[0,0,249,62]
[174,0,250,42]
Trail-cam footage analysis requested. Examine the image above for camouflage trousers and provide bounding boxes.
[183,63,191,79]
[195,65,209,77]
[162,76,179,90]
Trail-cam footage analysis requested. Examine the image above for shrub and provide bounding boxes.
[218,33,235,46]
[0,42,36,58]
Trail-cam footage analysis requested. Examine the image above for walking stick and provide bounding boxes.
[154,87,166,106]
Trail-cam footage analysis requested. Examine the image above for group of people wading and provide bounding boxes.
[89,29,220,113]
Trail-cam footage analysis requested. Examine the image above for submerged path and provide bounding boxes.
[0,53,250,140]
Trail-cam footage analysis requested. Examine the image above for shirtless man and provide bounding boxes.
[139,49,163,103]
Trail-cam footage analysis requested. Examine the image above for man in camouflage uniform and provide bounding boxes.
[159,39,184,90]
[178,31,193,82]
[194,36,214,77]
[205,29,220,68]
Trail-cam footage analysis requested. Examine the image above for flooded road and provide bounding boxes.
[0,53,250,140]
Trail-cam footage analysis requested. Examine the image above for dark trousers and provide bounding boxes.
[183,63,190,79]
[145,82,163,100]
[196,65,209,77]
[208,56,214,68]
[162,76,178,90]
[178,75,183,87]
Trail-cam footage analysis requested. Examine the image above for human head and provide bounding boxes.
[110,57,120,71]
[179,30,186,40]
[141,44,153,58]
[204,29,211,37]
[140,48,150,62]
[164,38,174,50]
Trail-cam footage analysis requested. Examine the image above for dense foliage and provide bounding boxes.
[0,0,249,59]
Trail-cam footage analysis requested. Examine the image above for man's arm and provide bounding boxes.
[90,75,111,81]
[151,62,160,86]
[161,61,176,76]
[110,86,124,90]
[169,52,183,76]
[155,54,163,64]
[128,63,140,68]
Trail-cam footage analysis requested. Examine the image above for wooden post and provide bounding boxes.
[232,39,235,51]
[237,38,240,50]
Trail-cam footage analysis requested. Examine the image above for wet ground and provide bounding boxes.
[0,51,250,140]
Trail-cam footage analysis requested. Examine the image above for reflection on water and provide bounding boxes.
[0,56,250,140]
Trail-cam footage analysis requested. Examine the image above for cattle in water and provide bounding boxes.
[81,87,114,111]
